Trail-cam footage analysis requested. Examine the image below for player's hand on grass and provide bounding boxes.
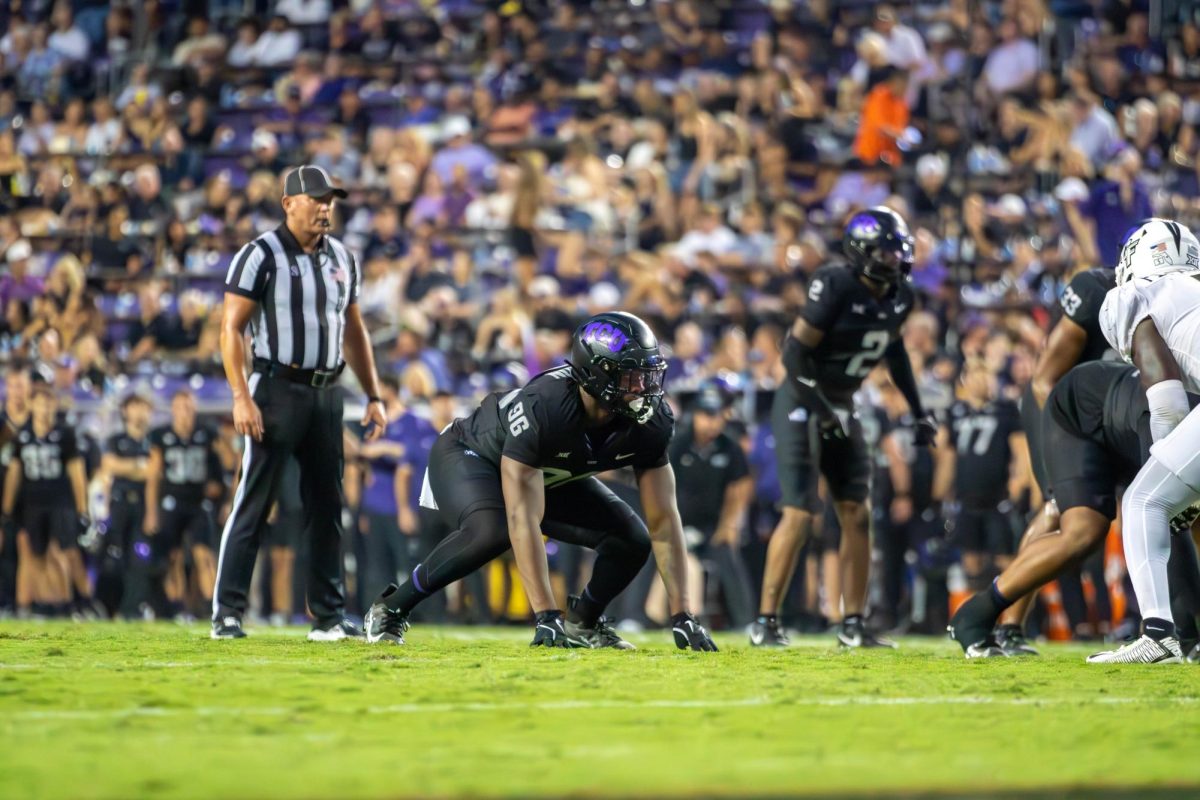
[672,612,718,652]
[530,610,590,648]
[913,413,938,447]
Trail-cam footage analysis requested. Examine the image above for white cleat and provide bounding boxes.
[1086,635,1182,664]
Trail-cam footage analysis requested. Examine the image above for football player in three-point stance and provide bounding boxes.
[985,264,1116,655]
[750,207,936,649]
[364,312,717,652]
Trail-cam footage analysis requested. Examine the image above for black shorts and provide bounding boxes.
[421,431,647,547]
[1043,414,1138,520]
[21,505,77,556]
[157,498,215,552]
[955,507,1018,555]
[771,386,871,511]
[1019,384,1050,499]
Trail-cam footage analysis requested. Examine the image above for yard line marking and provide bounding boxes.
[7,695,1199,722]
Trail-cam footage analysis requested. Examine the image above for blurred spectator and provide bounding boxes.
[854,67,911,166]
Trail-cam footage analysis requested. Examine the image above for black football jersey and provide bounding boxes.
[948,399,1022,508]
[13,423,79,506]
[799,264,915,403]
[150,425,221,503]
[1058,267,1116,364]
[106,431,150,496]
[453,365,674,489]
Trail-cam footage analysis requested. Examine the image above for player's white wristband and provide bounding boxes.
[1146,379,1189,442]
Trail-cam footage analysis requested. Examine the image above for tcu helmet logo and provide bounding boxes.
[848,213,882,240]
[581,321,628,352]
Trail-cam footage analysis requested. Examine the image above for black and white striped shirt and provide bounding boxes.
[224,225,361,371]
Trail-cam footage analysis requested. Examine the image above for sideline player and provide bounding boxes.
[750,207,935,648]
[945,361,1028,599]
[98,394,153,618]
[145,389,223,618]
[1,385,90,616]
[363,312,717,651]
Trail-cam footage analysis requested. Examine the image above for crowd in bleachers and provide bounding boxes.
[2,0,1199,637]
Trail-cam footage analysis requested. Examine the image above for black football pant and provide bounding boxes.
[213,374,347,626]
[97,495,154,618]
[389,433,652,616]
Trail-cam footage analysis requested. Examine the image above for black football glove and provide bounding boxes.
[530,610,590,649]
[672,612,718,652]
[1170,503,1200,536]
[913,414,938,447]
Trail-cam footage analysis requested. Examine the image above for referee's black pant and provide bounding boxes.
[213,373,347,626]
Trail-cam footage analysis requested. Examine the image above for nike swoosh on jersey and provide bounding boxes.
[615,453,635,460]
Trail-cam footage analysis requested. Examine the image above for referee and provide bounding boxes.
[213,165,387,640]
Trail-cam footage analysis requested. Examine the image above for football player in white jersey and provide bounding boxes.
[1091,218,1200,664]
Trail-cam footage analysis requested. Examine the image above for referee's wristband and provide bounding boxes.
[367,395,383,404]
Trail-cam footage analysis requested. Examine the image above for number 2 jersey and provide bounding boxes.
[12,424,79,507]
[149,425,221,505]
[452,365,673,488]
[794,263,915,406]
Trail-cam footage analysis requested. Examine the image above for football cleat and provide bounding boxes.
[1086,635,1182,664]
[364,600,410,645]
[564,616,636,650]
[749,615,790,647]
[838,617,897,649]
[964,636,1007,659]
[994,624,1039,656]
[565,595,634,649]
[210,616,247,639]
[1186,643,1200,664]
[308,619,366,642]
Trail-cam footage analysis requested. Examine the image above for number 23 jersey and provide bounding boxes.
[453,366,673,488]
[799,264,914,404]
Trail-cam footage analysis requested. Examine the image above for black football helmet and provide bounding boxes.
[568,312,667,424]
[843,206,914,286]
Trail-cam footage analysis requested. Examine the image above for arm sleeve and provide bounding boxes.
[883,339,925,418]
[223,241,269,300]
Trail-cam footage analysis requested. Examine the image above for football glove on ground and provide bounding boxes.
[672,612,718,652]
[530,610,590,648]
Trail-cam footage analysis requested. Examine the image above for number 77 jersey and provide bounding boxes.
[801,263,915,404]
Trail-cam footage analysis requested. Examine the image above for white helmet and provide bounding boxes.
[1114,218,1200,285]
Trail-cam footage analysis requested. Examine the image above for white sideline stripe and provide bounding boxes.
[211,376,260,619]
[9,695,1199,721]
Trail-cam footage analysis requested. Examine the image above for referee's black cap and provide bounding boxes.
[283,165,348,199]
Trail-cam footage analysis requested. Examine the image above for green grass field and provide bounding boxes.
[1,622,1198,799]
